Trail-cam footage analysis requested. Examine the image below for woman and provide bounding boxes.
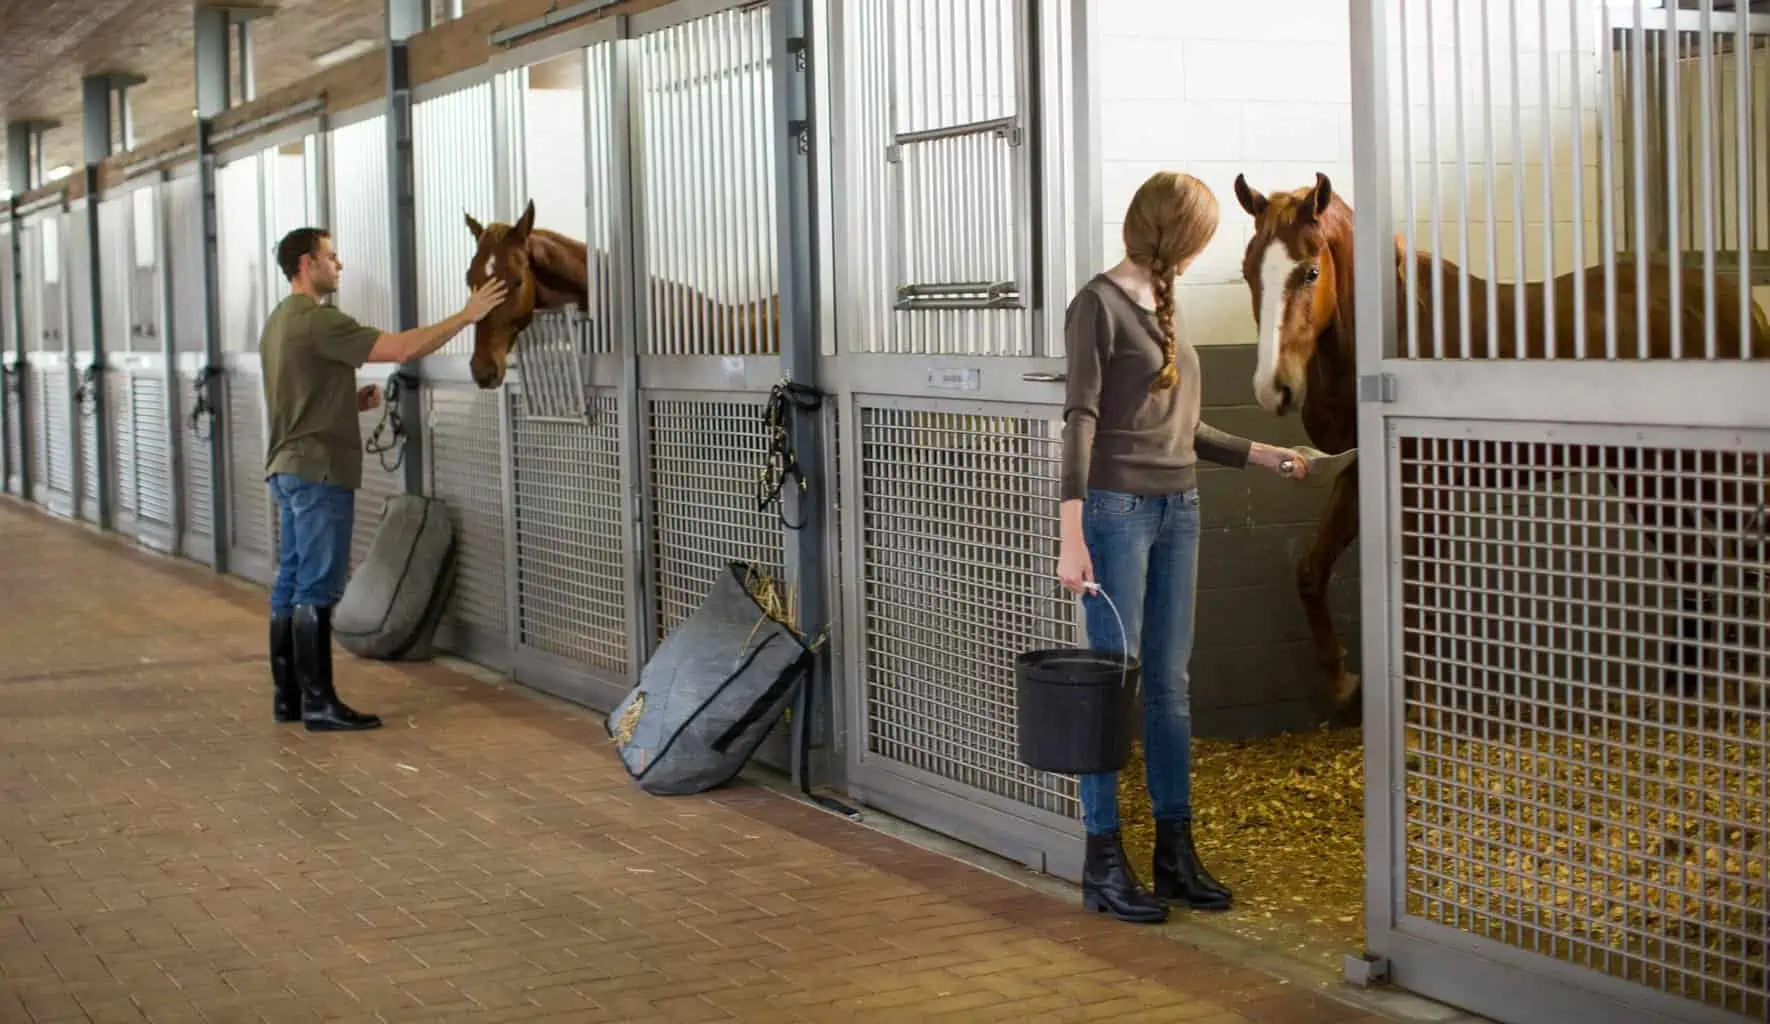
[1057,171,1308,925]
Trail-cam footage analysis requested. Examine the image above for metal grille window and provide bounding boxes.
[425,385,510,648]
[1397,430,1769,1018]
[885,0,1029,313]
[167,173,208,355]
[132,376,172,528]
[329,115,395,331]
[646,397,784,637]
[413,83,496,349]
[856,404,1079,819]
[215,157,266,354]
[509,388,628,675]
[637,6,780,357]
[513,309,597,423]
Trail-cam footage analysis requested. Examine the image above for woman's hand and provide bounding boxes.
[1251,443,1309,482]
[1057,534,1095,594]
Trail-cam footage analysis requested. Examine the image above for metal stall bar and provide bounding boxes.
[1351,1,1770,1021]
[387,0,425,498]
[194,4,233,574]
[823,0,1086,881]
[480,21,637,714]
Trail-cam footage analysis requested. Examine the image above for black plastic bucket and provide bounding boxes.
[1015,646,1141,775]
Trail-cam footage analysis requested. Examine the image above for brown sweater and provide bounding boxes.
[1060,273,1252,502]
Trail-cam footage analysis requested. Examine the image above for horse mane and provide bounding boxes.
[1317,195,1358,362]
[525,228,591,310]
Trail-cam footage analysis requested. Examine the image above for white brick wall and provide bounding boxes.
[1091,0,1768,348]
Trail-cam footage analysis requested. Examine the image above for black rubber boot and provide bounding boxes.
[270,612,299,722]
[1081,830,1169,924]
[293,605,382,733]
[1153,819,1232,911]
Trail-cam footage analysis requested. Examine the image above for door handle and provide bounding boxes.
[1021,372,1067,383]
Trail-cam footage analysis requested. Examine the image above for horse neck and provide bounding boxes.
[527,231,591,308]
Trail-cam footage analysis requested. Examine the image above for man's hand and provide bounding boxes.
[357,384,382,413]
[461,279,510,324]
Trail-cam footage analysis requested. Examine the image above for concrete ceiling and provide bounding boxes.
[0,0,400,194]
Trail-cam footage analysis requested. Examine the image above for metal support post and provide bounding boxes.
[4,121,54,502]
[194,5,232,572]
[769,0,852,815]
[386,0,427,496]
[80,75,119,529]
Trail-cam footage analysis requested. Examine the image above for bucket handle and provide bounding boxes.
[1078,582,1132,692]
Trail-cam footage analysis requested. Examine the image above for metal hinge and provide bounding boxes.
[1357,373,1397,404]
[787,35,808,73]
[788,119,810,156]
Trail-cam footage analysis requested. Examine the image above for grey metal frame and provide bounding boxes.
[1350,1,1770,1020]
[818,0,1095,882]
[19,200,77,519]
[1,215,21,498]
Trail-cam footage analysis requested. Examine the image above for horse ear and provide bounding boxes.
[1233,174,1267,218]
[1311,173,1334,217]
[464,213,484,240]
[510,200,537,243]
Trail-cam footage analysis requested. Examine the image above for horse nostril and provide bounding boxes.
[1276,385,1293,410]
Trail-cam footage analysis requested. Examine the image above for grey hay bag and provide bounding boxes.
[605,561,813,796]
[334,493,459,661]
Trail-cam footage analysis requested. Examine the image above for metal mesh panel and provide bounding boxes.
[226,374,270,560]
[330,115,395,331]
[832,0,1029,356]
[32,367,53,494]
[510,386,627,675]
[108,370,135,515]
[414,84,495,351]
[215,157,266,353]
[857,404,1079,819]
[350,405,406,573]
[180,371,214,547]
[80,384,99,516]
[513,309,595,421]
[646,397,782,637]
[132,374,172,527]
[44,372,71,496]
[425,384,509,645]
[637,7,780,357]
[166,172,208,355]
[1395,428,1769,1019]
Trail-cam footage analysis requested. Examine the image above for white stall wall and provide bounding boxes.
[522,84,589,245]
[1087,0,1740,347]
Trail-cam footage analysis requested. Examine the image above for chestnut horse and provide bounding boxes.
[1233,172,1770,725]
[463,199,780,389]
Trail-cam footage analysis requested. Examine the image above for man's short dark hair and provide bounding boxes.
[276,227,330,282]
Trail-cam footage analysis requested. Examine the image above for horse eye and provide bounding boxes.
[1304,266,1320,283]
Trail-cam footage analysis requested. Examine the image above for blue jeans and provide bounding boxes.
[268,473,355,616]
[1077,487,1201,836]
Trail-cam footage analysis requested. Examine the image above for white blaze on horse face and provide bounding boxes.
[1253,240,1298,414]
[481,253,498,282]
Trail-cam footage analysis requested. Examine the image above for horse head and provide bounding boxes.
[463,199,540,389]
[1233,172,1357,417]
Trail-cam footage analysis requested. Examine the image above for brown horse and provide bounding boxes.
[463,199,781,389]
[1232,171,1770,723]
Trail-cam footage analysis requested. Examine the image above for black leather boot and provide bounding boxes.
[1153,819,1232,911]
[293,605,382,732]
[270,612,299,722]
[1081,830,1169,924]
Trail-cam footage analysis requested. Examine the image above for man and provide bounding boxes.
[262,227,506,732]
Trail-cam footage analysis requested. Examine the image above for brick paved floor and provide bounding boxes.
[0,499,1402,1024]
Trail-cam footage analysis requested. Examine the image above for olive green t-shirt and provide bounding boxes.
[259,294,382,490]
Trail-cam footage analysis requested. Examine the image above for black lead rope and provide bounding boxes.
[758,379,824,531]
[188,367,221,442]
[364,370,414,474]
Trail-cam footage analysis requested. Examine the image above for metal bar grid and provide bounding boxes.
[213,155,266,355]
[423,383,512,656]
[635,4,779,358]
[508,384,629,678]
[852,401,1078,821]
[1393,425,1769,1020]
[412,83,496,352]
[829,0,1029,356]
[644,395,784,639]
[328,114,396,331]
[512,308,596,423]
[131,373,172,531]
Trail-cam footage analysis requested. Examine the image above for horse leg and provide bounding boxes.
[1297,463,1362,721]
